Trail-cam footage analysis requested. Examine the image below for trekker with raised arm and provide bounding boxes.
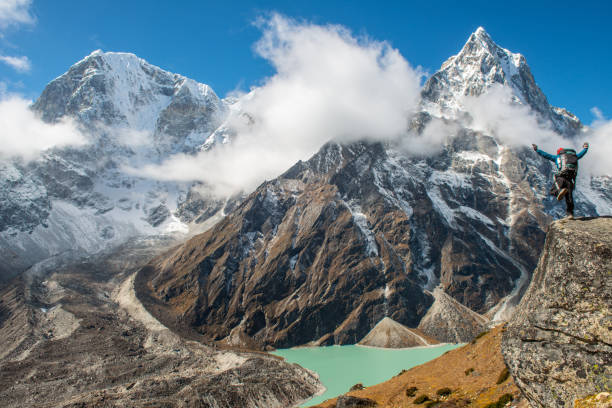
[532,142,589,219]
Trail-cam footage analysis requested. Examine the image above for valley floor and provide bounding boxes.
[0,238,320,408]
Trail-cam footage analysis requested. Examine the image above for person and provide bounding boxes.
[532,142,589,219]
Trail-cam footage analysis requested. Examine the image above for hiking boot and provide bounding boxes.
[563,214,574,220]
[557,188,569,201]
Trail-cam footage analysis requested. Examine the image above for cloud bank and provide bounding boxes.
[462,85,568,148]
[581,111,612,177]
[0,96,87,161]
[132,14,423,196]
[130,15,610,196]
[461,84,612,176]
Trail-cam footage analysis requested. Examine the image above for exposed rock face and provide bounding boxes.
[502,217,612,408]
[144,145,434,348]
[417,287,488,343]
[358,317,437,348]
[143,133,555,349]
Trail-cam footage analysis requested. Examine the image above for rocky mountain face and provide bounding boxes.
[502,217,612,408]
[140,28,611,348]
[0,51,236,281]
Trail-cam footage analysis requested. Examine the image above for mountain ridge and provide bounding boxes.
[134,28,611,349]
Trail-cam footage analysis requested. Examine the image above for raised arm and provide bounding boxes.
[577,142,589,159]
[532,144,556,162]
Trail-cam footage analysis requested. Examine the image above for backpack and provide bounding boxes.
[559,149,578,175]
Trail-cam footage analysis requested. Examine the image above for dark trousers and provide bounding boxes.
[550,172,575,214]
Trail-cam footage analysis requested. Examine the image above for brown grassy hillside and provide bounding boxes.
[313,324,529,408]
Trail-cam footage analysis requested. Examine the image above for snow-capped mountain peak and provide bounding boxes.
[422,28,581,136]
[34,50,226,145]
[1,51,235,279]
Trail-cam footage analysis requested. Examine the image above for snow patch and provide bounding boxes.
[347,202,378,257]
[426,186,457,228]
[458,206,494,226]
[456,151,491,162]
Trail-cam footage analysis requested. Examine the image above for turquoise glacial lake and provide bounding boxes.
[271,343,462,407]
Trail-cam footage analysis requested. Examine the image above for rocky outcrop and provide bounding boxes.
[335,395,378,407]
[502,217,612,408]
[358,317,437,348]
[417,287,488,343]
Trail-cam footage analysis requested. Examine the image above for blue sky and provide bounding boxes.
[1,0,611,122]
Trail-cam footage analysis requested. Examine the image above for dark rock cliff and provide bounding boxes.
[502,217,612,408]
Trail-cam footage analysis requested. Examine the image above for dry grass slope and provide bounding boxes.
[314,325,529,408]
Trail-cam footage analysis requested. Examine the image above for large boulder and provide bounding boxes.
[501,217,612,407]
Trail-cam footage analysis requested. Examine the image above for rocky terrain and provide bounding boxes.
[139,28,611,350]
[0,238,321,407]
[502,217,612,408]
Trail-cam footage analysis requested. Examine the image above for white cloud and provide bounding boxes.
[127,16,611,196]
[400,116,461,156]
[130,14,423,196]
[0,54,30,72]
[0,0,34,29]
[590,107,605,125]
[0,96,87,161]
[460,85,611,176]
[461,84,569,148]
[581,108,612,177]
